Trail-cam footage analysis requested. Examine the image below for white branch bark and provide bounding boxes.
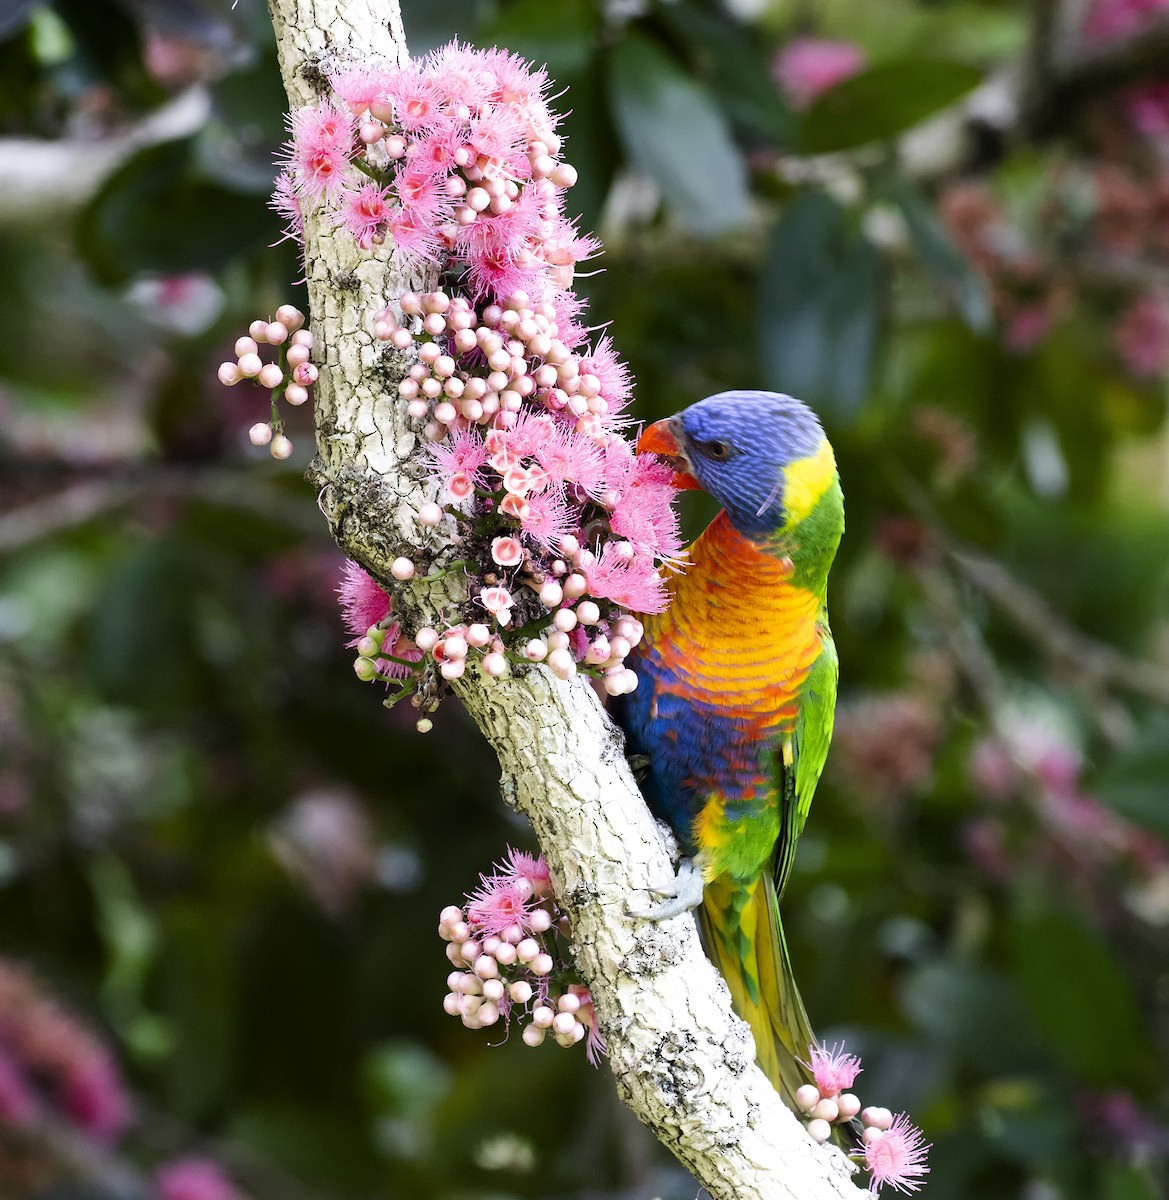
[264,2,858,1196]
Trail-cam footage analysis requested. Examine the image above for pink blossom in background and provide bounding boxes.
[1113,292,1169,377]
[1127,81,1169,137]
[336,181,393,248]
[1085,0,1169,42]
[155,1157,241,1200]
[0,1047,36,1126]
[59,1050,133,1142]
[772,38,866,109]
[1004,303,1055,354]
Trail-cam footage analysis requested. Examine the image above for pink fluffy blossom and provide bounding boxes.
[284,101,355,201]
[519,489,574,548]
[606,449,683,558]
[773,38,866,109]
[155,1157,241,1200]
[864,1113,931,1194]
[575,336,633,417]
[585,544,668,614]
[328,61,393,114]
[505,848,552,895]
[1128,81,1169,137]
[59,1051,132,1142]
[466,876,534,935]
[805,1042,863,1095]
[337,181,392,247]
[337,561,393,636]
[0,1047,36,1126]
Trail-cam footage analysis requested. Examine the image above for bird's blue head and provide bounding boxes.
[637,390,832,538]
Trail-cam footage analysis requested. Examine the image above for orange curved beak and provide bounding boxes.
[636,418,701,490]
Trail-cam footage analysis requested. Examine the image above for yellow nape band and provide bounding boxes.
[782,438,836,529]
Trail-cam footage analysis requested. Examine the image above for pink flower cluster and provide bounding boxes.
[276,42,593,301]
[0,959,132,1143]
[217,303,315,459]
[155,1157,244,1200]
[1084,0,1169,42]
[437,849,604,1064]
[772,37,866,109]
[795,1043,930,1194]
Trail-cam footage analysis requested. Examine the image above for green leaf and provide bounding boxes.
[800,59,982,154]
[1094,716,1169,840]
[758,190,888,422]
[891,177,991,331]
[608,32,749,235]
[76,138,276,286]
[1010,900,1151,1089]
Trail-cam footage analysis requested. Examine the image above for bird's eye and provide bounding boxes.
[705,440,731,460]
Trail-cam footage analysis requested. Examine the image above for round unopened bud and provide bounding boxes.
[391,557,415,581]
[482,652,508,677]
[531,952,554,976]
[353,657,378,681]
[440,659,465,680]
[442,992,461,1016]
[552,608,577,632]
[416,717,433,733]
[806,1119,832,1144]
[556,992,581,1014]
[417,502,443,527]
[552,1012,576,1036]
[524,639,548,661]
[795,1085,821,1113]
[563,572,588,599]
[477,1001,500,1027]
[270,434,293,460]
[509,979,533,1004]
[258,363,284,389]
[237,352,263,378]
[837,1093,861,1121]
[415,627,439,652]
[522,1024,545,1047]
[861,1107,894,1131]
[811,1098,839,1123]
[440,905,463,925]
[576,600,601,625]
[218,362,242,385]
[266,321,289,345]
[248,422,272,446]
[275,304,304,330]
[284,384,309,406]
[443,634,468,661]
[538,579,563,607]
[482,979,505,1002]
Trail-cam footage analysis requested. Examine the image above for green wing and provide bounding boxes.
[772,613,838,899]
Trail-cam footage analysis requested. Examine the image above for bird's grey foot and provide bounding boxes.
[626,753,651,780]
[627,855,706,920]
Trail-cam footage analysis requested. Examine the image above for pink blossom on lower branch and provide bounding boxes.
[438,849,604,1062]
[863,1113,932,1194]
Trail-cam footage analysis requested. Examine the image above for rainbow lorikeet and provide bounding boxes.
[620,389,843,1108]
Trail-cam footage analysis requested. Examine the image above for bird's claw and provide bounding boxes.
[626,855,706,920]
[626,753,651,780]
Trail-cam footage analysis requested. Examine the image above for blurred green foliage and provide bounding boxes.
[1,2,1167,1199]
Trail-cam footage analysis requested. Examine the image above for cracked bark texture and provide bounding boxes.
[265,2,857,1197]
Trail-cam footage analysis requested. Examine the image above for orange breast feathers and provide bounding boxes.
[646,512,822,731]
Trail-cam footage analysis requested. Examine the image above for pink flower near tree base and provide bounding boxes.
[773,38,866,109]
[804,1042,862,1095]
[864,1113,931,1194]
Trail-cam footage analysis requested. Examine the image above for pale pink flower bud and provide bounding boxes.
[443,992,461,1016]
[291,329,313,348]
[862,1107,894,1131]
[293,362,318,386]
[494,941,517,966]
[421,378,442,399]
[862,1125,885,1146]
[285,384,309,406]
[585,638,610,665]
[516,938,540,963]
[838,1093,861,1120]
[237,353,263,378]
[235,336,258,357]
[563,573,588,599]
[434,401,457,424]
[266,321,289,345]
[795,1084,821,1113]
[545,631,570,653]
[248,422,272,446]
[360,120,384,143]
[509,980,533,1004]
[502,920,526,941]
[807,1118,832,1144]
[461,939,480,962]
[417,502,443,527]
[218,361,242,385]
[482,652,508,676]
[473,954,498,979]
[440,659,465,680]
[522,1024,545,1047]
[538,580,563,607]
[385,133,406,157]
[275,304,304,330]
[602,673,627,697]
[415,627,439,652]
[528,908,553,933]
[443,634,468,660]
[287,342,310,365]
[549,162,578,188]
[552,1012,576,1036]
[811,1098,839,1123]
[465,623,490,647]
[353,657,378,681]
[248,321,269,342]
[259,363,284,389]
[524,639,548,661]
[482,979,505,1002]
[576,600,601,625]
[390,557,415,581]
[440,905,463,925]
[270,434,293,460]
[556,992,581,1014]
[552,608,577,633]
[609,635,631,661]
[532,1005,554,1028]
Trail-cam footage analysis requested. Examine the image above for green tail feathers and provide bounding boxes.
[697,873,816,1109]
